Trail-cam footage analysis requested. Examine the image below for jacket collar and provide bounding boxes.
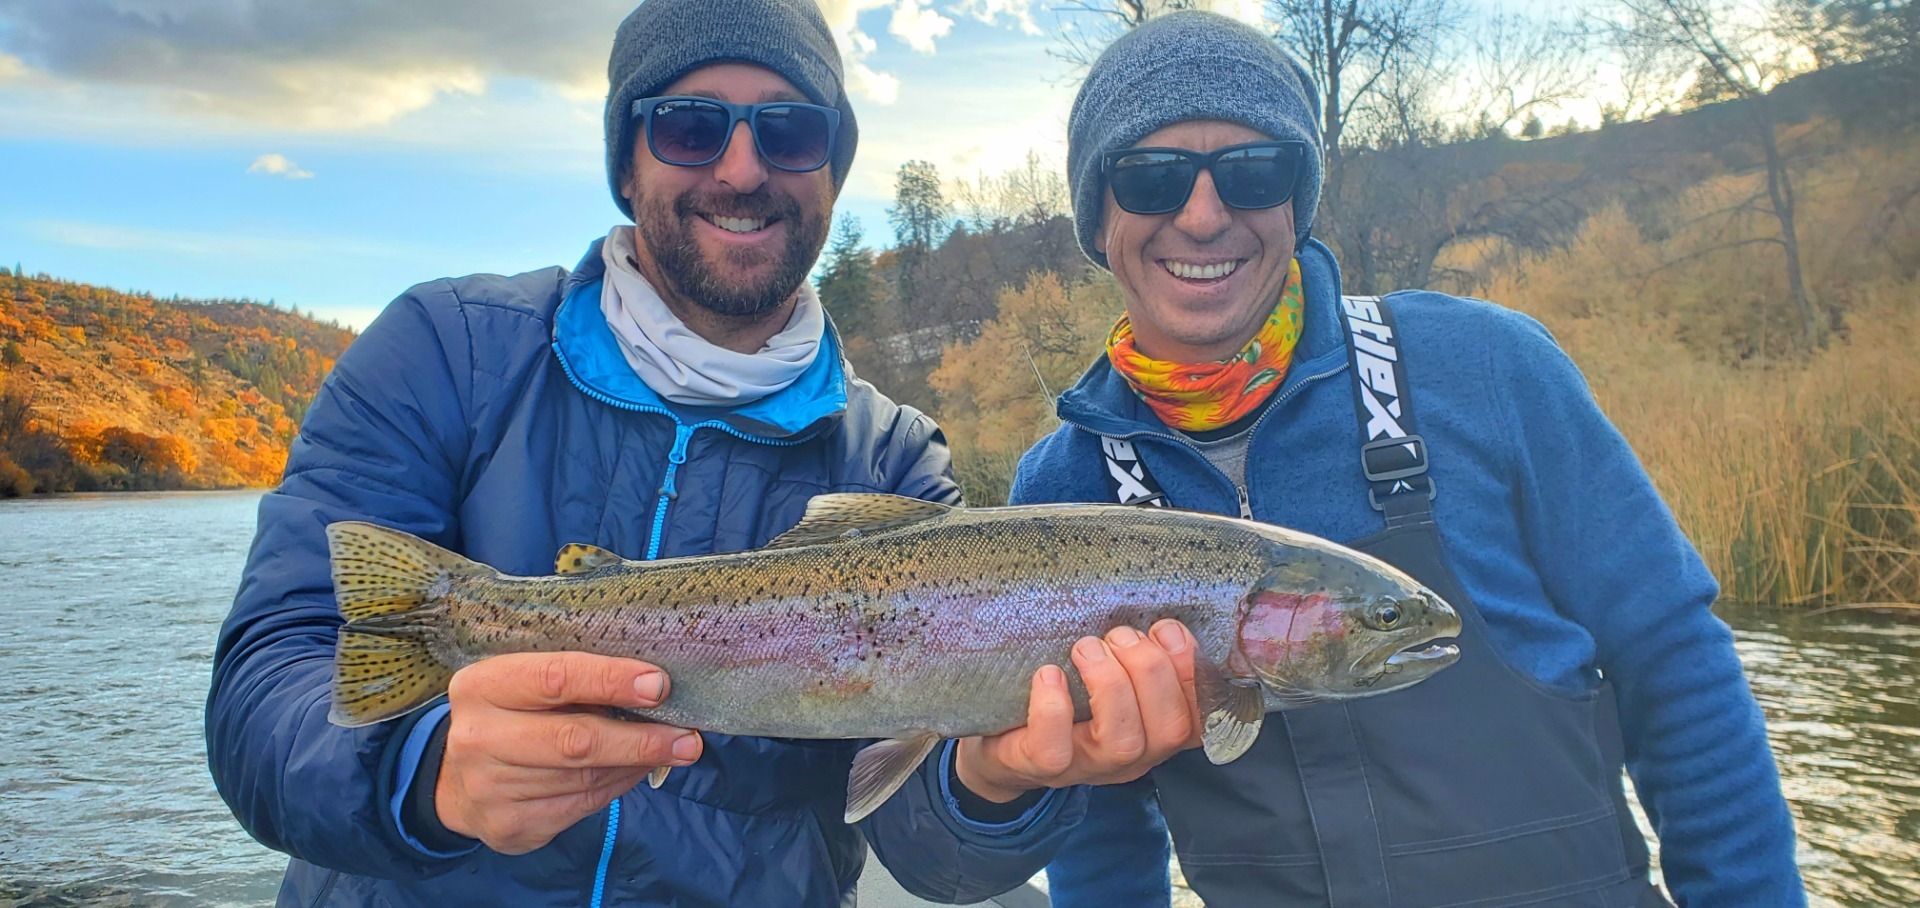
[552,238,849,441]
[1057,237,1351,438]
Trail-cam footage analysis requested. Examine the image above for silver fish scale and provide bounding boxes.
[438,506,1336,740]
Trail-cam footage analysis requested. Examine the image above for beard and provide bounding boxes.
[635,184,829,319]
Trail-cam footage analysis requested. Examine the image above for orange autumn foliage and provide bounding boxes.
[0,268,355,493]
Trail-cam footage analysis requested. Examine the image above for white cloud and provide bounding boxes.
[247,153,314,180]
[0,52,24,82]
[847,62,903,105]
[890,0,956,54]
[953,0,1043,35]
[0,0,620,129]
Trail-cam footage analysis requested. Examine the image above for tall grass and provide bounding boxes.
[1469,129,1920,606]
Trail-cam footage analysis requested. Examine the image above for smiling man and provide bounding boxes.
[1015,11,1807,908]
[205,1,1204,905]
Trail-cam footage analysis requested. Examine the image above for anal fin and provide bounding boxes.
[845,731,941,823]
[1196,662,1265,764]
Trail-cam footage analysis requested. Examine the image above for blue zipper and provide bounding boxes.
[588,797,620,908]
[553,339,807,907]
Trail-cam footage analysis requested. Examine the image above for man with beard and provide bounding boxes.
[205,1,1203,905]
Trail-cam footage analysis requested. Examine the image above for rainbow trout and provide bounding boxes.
[327,493,1461,823]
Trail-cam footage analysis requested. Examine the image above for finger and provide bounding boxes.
[1149,620,1205,747]
[454,651,669,712]
[1108,625,1190,757]
[1015,664,1076,779]
[472,709,702,770]
[1072,635,1146,767]
[487,756,660,790]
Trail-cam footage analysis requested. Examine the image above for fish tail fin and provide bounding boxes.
[325,521,475,727]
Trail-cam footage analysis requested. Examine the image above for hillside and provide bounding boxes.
[0,270,355,495]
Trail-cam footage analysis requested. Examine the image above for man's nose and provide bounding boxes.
[1172,169,1232,242]
[712,120,769,193]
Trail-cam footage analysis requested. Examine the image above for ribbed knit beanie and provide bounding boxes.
[604,0,858,219]
[1067,11,1324,268]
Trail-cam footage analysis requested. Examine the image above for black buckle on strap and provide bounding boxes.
[1361,435,1429,483]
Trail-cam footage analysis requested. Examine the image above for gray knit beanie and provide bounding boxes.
[604,0,858,219]
[1067,11,1324,269]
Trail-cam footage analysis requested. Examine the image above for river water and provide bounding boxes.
[0,492,1914,907]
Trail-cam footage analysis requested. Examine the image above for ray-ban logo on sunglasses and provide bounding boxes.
[632,96,841,173]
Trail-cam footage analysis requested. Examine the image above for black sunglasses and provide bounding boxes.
[1100,141,1307,215]
[631,96,841,173]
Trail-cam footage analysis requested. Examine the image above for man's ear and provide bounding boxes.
[1094,193,1114,255]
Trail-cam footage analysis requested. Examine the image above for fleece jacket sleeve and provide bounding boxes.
[1494,312,1806,907]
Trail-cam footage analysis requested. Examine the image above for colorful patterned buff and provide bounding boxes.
[1106,258,1305,433]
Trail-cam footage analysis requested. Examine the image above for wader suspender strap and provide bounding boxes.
[1278,295,1440,908]
[1343,295,1436,528]
[1100,435,1170,507]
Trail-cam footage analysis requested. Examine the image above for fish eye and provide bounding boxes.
[1371,603,1402,629]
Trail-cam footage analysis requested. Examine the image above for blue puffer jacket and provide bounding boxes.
[206,239,1084,907]
[1019,240,1803,907]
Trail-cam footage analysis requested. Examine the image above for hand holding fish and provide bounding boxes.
[954,622,1202,803]
[433,652,703,855]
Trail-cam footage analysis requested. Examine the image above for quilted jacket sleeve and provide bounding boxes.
[205,283,480,879]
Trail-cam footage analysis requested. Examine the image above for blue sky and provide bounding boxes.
[0,0,1601,330]
[0,0,1166,328]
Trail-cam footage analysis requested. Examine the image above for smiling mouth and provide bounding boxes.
[1161,259,1244,282]
[700,213,776,235]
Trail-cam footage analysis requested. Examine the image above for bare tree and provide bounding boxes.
[1048,0,1204,68]
[1264,0,1458,290]
[1458,14,1596,139]
[1605,0,1824,349]
[951,151,1072,233]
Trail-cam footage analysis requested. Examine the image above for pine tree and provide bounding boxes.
[816,216,882,338]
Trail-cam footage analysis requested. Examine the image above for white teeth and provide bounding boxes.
[708,215,769,234]
[1164,260,1240,280]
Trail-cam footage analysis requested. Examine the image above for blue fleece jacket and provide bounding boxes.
[1017,239,1805,907]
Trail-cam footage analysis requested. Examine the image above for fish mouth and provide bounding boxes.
[1385,641,1460,669]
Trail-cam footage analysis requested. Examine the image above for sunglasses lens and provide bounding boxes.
[754,105,834,171]
[649,100,731,165]
[1108,152,1196,214]
[1213,145,1300,210]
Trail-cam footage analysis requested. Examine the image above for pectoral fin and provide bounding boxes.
[647,766,671,789]
[1196,662,1265,764]
[845,731,942,824]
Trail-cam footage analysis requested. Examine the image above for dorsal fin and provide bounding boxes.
[555,543,623,574]
[766,493,954,549]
